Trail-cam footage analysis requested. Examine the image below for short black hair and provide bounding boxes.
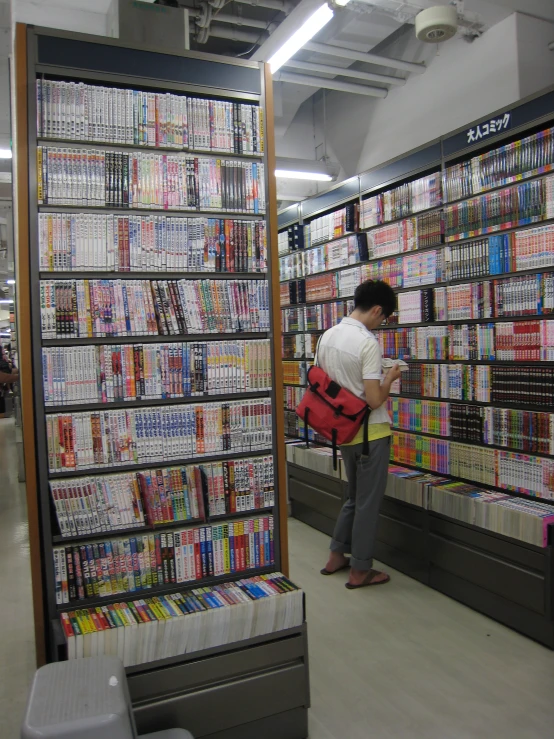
[353,280,397,317]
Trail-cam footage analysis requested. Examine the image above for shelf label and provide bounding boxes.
[466,113,511,144]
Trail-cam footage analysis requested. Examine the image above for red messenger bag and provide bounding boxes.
[295,364,370,469]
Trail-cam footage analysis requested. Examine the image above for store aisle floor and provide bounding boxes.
[287,517,554,739]
[0,418,36,739]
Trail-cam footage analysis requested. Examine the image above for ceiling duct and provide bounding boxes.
[107,0,190,51]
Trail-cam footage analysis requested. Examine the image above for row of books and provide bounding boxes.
[51,455,274,538]
[305,205,357,246]
[393,275,554,325]
[396,363,554,407]
[375,320,554,361]
[443,225,554,280]
[42,340,272,406]
[391,431,554,499]
[387,397,449,436]
[281,215,554,287]
[360,172,442,228]
[46,399,273,472]
[443,125,554,201]
[389,397,554,456]
[395,363,491,403]
[54,514,274,604]
[396,288,436,324]
[40,278,270,338]
[37,147,266,213]
[39,213,267,273]
[285,446,554,547]
[444,176,554,241]
[60,573,302,666]
[385,465,554,548]
[284,411,326,444]
[282,334,317,360]
[284,386,304,411]
[483,407,553,455]
[36,80,264,154]
[279,223,305,255]
[279,234,369,281]
[283,361,309,386]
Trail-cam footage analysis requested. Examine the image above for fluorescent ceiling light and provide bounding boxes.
[334,0,351,5]
[0,299,14,304]
[269,3,334,74]
[0,149,12,159]
[6,280,15,285]
[275,169,333,181]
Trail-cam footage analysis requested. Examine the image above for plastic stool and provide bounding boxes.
[21,656,194,739]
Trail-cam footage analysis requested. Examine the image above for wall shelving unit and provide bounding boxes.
[278,85,554,647]
[15,24,309,739]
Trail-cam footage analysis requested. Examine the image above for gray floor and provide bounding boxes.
[288,518,554,739]
[0,418,36,738]
[1,417,554,738]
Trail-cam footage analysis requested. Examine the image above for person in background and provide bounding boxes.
[318,280,401,589]
[0,344,18,418]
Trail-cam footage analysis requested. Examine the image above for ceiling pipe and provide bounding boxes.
[206,24,270,43]
[303,41,426,74]
[214,12,277,31]
[283,59,405,86]
[233,0,292,12]
[273,71,388,97]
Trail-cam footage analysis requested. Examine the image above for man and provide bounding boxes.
[318,280,401,589]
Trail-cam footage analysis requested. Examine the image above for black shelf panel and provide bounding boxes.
[38,205,265,219]
[42,331,270,347]
[391,425,554,459]
[40,271,268,281]
[37,137,264,161]
[281,329,325,336]
[48,448,274,480]
[52,507,275,545]
[57,565,277,612]
[45,390,271,414]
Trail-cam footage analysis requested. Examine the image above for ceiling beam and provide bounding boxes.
[273,71,388,97]
[303,41,426,74]
[283,59,405,85]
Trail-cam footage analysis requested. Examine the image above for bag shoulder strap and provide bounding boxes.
[314,335,323,368]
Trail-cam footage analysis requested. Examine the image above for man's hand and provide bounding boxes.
[385,363,402,383]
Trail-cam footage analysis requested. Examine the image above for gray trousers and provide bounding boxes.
[330,436,390,570]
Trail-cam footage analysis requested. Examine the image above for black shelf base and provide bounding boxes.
[129,624,310,739]
[287,462,554,649]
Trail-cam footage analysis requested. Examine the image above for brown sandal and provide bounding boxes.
[320,560,351,576]
[345,570,390,589]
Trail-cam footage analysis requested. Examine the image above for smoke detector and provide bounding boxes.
[415,5,458,43]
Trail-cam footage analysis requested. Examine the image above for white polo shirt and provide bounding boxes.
[317,316,391,426]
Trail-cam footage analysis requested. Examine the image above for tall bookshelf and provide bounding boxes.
[15,25,309,738]
[279,86,554,647]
